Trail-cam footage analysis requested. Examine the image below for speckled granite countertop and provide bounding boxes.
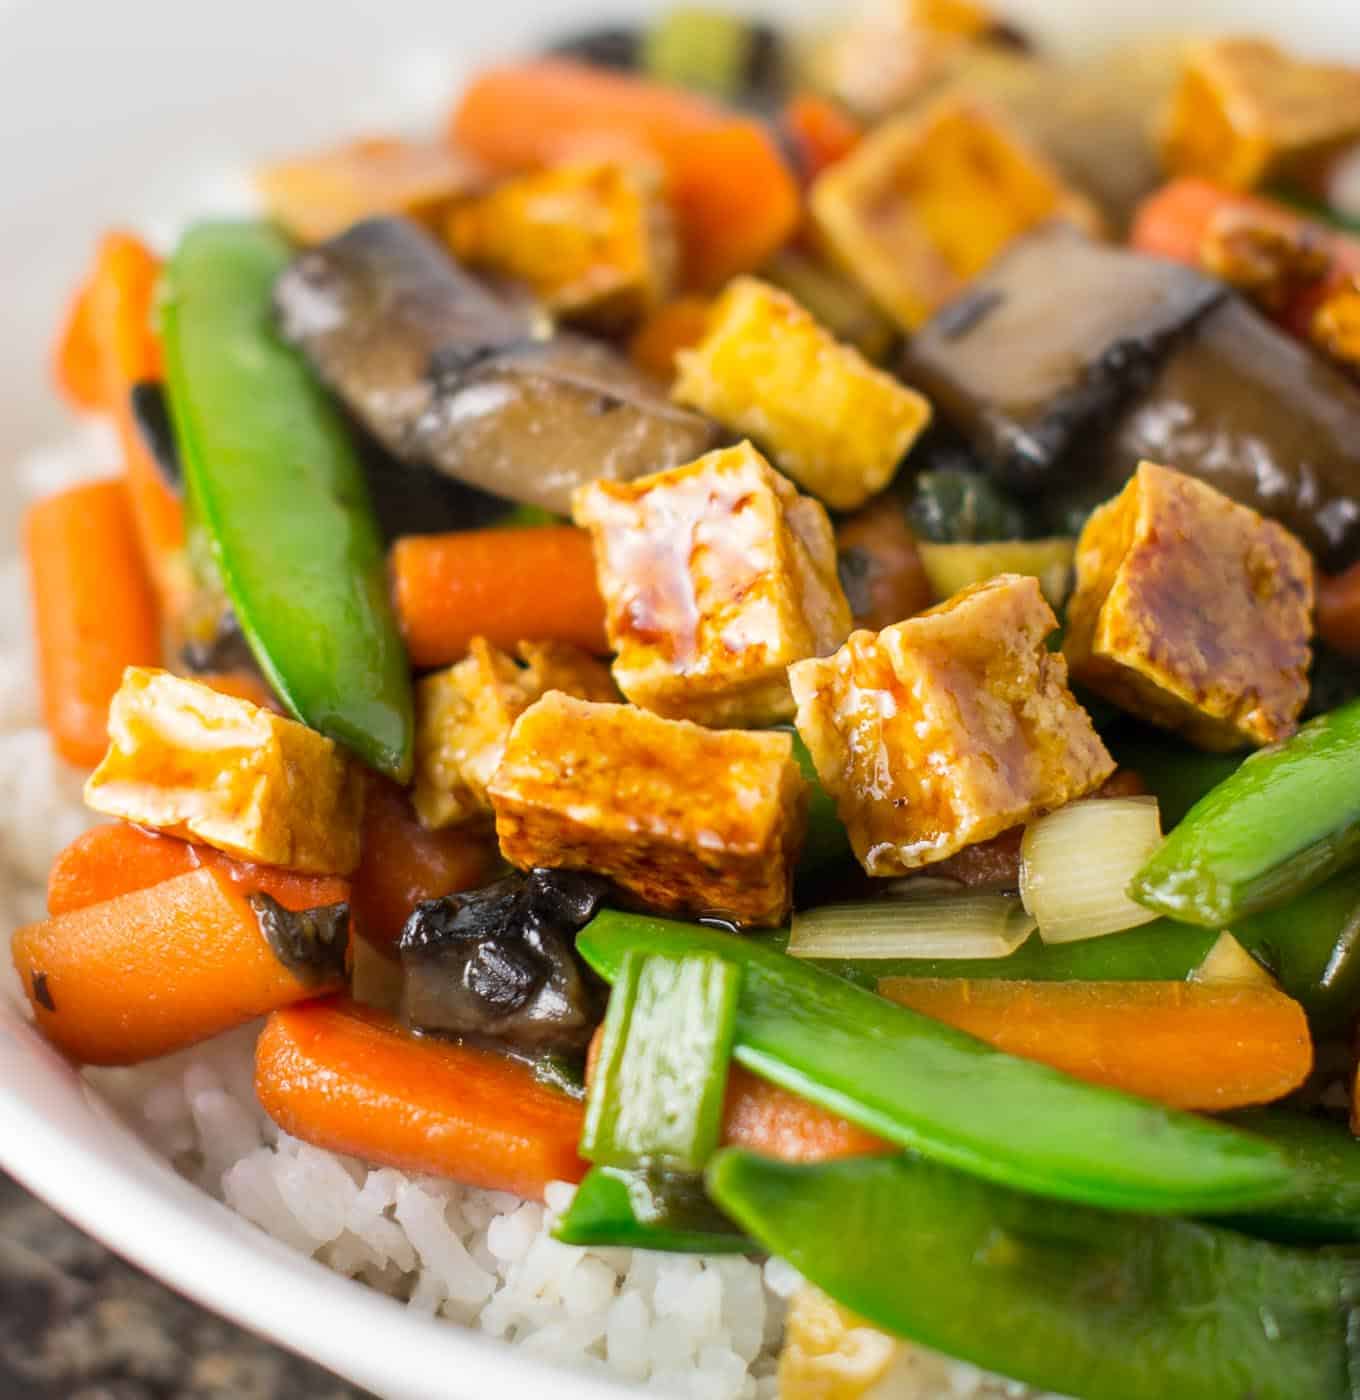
[0,1171,375,1400]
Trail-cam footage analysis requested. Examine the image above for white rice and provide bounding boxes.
[0,424,1050,1400]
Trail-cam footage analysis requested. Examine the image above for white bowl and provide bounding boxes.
[0,2,1355,1397]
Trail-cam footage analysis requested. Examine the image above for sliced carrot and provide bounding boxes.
[628,295,712,381]
[781,94,864,185]
[12,867,348,1066]
[350,779,495,953]
[52,278,105,411]
[46,822,350,919]
[391,525,608,668]
[450,61,800,290]
[256,999,587,1199]
[878,978,1312,1111]
[1317,561,1360,656]
[23,479,161,768]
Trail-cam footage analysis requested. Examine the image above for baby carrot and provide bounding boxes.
[391,526,608,667]
[628,296,712,381]
[781,94,863,184]
[878,979,1312,1112]
[51,277,105,412]
[256,999,587,1199]
[47,822,350,918]
[23,479,161,768]
[12,867,348,1066]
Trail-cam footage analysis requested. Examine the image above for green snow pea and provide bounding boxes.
[553,1166,749,1253]
[577,912,1291,1215]
[1132,700,1360,927]
[161,221,413,779]
[707,1150,1360,1400]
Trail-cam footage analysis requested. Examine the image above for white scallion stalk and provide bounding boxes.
[789,891,1036,960]
[1020,797,1163,944]
[1190,931,1278,989]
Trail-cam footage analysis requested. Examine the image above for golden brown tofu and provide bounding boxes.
[412,638,616,830]
[488,692,806,926]
[256,137,483,246]
[1063,461,1314,751]
[672,277,932,511]
[1161,39,1360,191]
[810,96,1104,332]
[84,668,362,874]
[446,160,677,327]
[573,443,852,727]
[779,1286,900,1400]
[790,575,1113,876]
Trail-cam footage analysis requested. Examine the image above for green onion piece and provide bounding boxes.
[554,1165,750,1253]
[790,891,1035,960]
[1020,798,1163,944]
[582,951,740,1172]
[643,7,754,99]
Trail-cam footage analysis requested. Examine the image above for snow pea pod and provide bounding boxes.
[161,222,413,779]
[553,1166,749,1253]
[708,1150,1360,1400]
[577,912,1291,1214]
[1132,700,1360,927]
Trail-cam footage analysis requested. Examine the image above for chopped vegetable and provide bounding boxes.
[917,537,1074,609]
[779,94,863,184]
[878,978,1310,1111]
[1191,931,1277,989]
[46,822,349,918]
[758,249,895,361]
[707,1150,1360,1400]
[275,218,715,518]
[627,295,712,380]
[554,1165,748,1253]
[834,500,934,632]
[397,868,609,1055]
[11,868,348,1065]
[391,526,609,670]
[810,96,1102,332]
[789,891,1036,961]
[489,693,806,927]
[1132,699,1360,926]
[450,60,801,289]
[641,7,779,102]
[255,998,586,1200]
[574,443,851,727]
[578,911,1293,1213]
[904,467,1026,545]
[51,274,104,412]
[790,576,1113,877]
[1019,798,1163,944]
[672,277,932,511]
[161,221,414,779]
[23,480,160,768]
[720,1064,890,1164]
[445,160,676,327]
[582,951,739,1172]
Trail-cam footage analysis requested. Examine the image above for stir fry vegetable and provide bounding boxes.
[554,1166,749,1253]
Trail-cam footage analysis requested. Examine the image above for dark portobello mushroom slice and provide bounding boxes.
[900,223,1226,493]
[274,217,718,516]
[398,868,611,1056]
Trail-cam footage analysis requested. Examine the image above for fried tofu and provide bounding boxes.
[84,668,362,874]
[790,575,1113,876]
[810,96,1104,332]
[1063,462,1314,751]
[779,1286,901,1400]
[672,277,932,511]
[446,160,676,327]
[488,692,806,926]
[1161,39,1360,191]
[412,638,616,830]
[573,443,852,727]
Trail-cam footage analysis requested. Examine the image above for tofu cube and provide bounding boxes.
[573,442,853,727]
[446,160,676,327]
[672,277,932,510]
[790,575,1113,875]
[810,96,1104,332]
[413,638,616,829]
[84,668,362,874]
[488,692,806,926]
[1063,461,1314,751]
[779,1285,903,1400]
[1161,39,1360,191]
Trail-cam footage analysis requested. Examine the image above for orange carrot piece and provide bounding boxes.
[47,822,350,919]
[878,978,1312,1111]
[12,867,347,1066]
[350,779,495,953]
[52,278,105,411]
[256,999,587,1199]
[23,479,161,768]
[782,93,864,185]
[1317,561,1360,656]
[628,295,712,381]
[391,525,608,667]
[450,61,800,290]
